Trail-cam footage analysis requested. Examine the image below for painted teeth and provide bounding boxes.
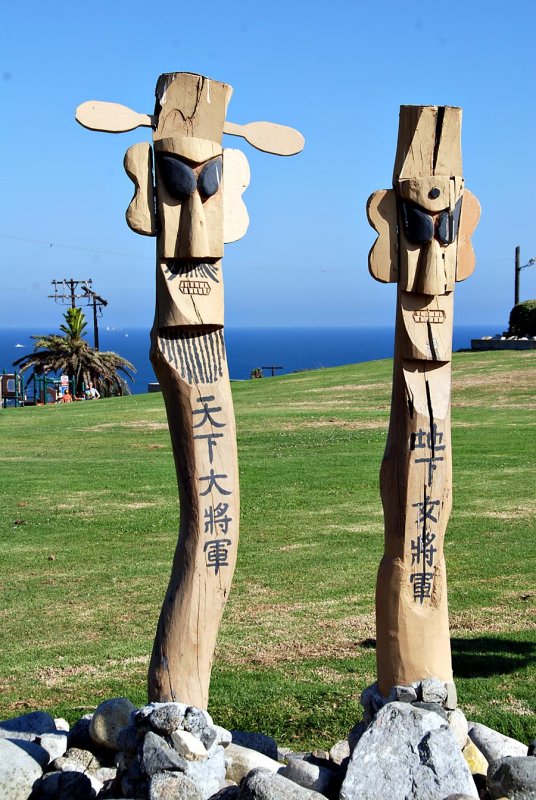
[413,310,445,324]
[179,280,211,296]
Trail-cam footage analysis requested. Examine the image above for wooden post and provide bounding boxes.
[76,73,303,708]
[367,106,480,697]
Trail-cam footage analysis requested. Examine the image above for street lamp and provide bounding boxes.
[515,246,536,306]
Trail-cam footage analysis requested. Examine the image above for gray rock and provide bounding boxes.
[210,785,241,800]
[184,707,218,750]
[238,767,326,800]
[141,731,188,776]
[447,709,469,749]
[231,731,278,760]
[340,702,478,800]
[412,701,448,720]
[0,710,57,740]
[359,682,385,722]
[121,757,148,798]
[328,740,349,766]
[54,717,70,732]
[89,697,137,750]
[31,770,97,799]
[171,729,209,760]
[213,726,233,750]
[468,721,528,762]
[149,703,187,734]
[442,795,476,799]
[38,732,68,762]
[117,723,140,755]
[225,742,282,784]
[445,681,458,710]
[281,757,336,795]
[421,677,448,705]
[183,744,226,799]
[67,714,94,750]
[487,756,536,799]
[347,721,366,754]
[386,685,418,704]
[0,738,49,800]
[52,746,101,773]
[149,770,203,800]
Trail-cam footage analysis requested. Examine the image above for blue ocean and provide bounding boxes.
[0,325,498,396]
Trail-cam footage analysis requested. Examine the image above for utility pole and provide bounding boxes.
[515,247,520,306]
[81,285,108,351]
[514,247,536,307]
[49,278,93,308]
[48,278,108,350]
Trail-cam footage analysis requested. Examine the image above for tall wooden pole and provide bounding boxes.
[367,106,480,696]
[76,73,303,708]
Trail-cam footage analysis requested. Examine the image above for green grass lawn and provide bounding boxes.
[0,350,534,747]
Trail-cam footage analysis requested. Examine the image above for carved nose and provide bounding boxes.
[178,192,210,259]
[415,238,447,296]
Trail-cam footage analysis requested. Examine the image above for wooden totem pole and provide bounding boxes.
[367,106,480,697]
[76,73,304,708]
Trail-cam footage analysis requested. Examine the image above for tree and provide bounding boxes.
[508,300,536,337]
[13,308,136,397]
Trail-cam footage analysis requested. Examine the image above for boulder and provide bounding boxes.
[149,770,204,800]
[141,730,188,776]
[38,732,68,762]
[0,711,57,741]
[225,742,282,784]
[462,740,488,776]
[281,756,337,795]
[327,740,350,766]
[30,770,97,799]
[340,702,478,800]
[468,722,528,762]
[447,708,469,749]
[231,731,279,760]
[182,743,226,799]
[89,697,136,750]
[421,677,448,705]
[238,767,326,800]
[171,729,209,761]
[0,738,49,800]
[149,702,188,734]
[487,756,536,799]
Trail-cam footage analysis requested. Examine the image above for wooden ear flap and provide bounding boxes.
[367,189,398,284]
[124,143,156,236]
[456,190,481,282]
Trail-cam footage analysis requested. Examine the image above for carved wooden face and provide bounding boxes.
[154,137,225,261]
[396,176,464,297]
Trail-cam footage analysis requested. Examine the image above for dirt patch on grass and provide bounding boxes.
[308,384,389,393]
[280,418,385,431]
[83,420,168,432]
[36,655,149,688]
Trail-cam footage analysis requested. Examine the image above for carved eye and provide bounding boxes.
[198,157,222,198]
[437,197,462,245]
[401,201,434,245]
[157,153,197,199]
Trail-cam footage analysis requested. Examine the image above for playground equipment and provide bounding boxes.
[0,370,25,407]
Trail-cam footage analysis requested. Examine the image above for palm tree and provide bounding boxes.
[14,308,136,397]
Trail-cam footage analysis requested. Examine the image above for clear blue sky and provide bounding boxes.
[1,0,535,331]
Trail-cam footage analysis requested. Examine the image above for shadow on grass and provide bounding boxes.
[451,636,536,677]
[358,636,535,678]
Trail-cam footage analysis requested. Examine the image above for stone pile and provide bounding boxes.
[0,687,534,800]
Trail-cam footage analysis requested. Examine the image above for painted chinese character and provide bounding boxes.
[411,532,437,568]
[194,432,224,464]
[204,539,232,574]
[193,395,226,429]
[412,494,440,526]
[199,469,232,496]
[204,503,232,535]
[410,571,435,603]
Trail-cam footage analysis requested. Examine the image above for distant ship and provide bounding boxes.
[14,343,25,348]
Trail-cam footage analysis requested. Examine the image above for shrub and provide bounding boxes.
[508,300,536,336]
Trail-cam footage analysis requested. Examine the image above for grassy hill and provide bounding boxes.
[0,350,534,747]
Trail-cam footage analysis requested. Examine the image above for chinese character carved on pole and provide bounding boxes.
[367,106,480,696]
[76,72,304,708]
